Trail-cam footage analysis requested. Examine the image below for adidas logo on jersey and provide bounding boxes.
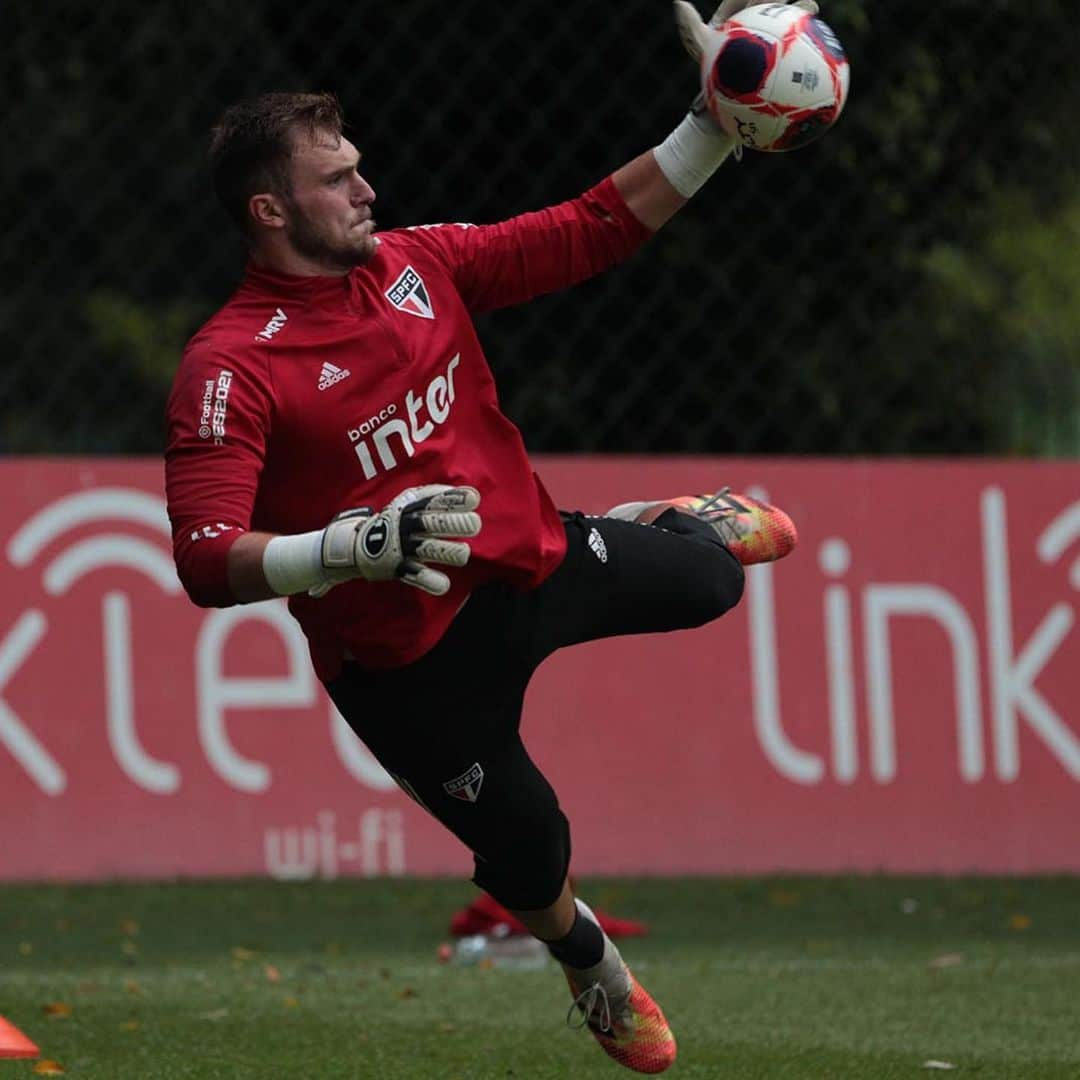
[318,362,351,391]
[588,527,608,564]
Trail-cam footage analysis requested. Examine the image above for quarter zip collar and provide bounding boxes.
[242,261,354,308]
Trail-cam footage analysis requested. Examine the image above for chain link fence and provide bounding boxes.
[4,0,1078,456]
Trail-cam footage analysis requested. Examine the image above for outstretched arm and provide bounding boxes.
[610,151,688,233]
[408,2,826,312]
[616,0,821,231]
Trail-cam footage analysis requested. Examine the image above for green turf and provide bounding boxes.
[2,877,1080,1078]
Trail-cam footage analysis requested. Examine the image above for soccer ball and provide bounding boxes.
[701,4,850,152]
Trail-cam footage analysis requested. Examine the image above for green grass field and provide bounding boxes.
[2,877,1079,1078]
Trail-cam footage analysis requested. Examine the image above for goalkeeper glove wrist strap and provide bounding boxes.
[263,531,326,596]
[654,110,737,198]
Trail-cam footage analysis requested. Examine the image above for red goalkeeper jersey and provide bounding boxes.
[165,177,652,679]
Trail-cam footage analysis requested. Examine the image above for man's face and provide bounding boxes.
[279,130,377,271]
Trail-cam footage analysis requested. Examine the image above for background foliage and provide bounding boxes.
[4,0,1077,455]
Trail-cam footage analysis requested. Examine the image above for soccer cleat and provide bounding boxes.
[562,900,676,1074]
[565,967,677,1074]
[606,487,797,565]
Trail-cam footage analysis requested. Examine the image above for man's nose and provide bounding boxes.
[352,176,375,204]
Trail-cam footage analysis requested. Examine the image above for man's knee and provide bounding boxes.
[680,545,745,627]
[651,508,746,622]
[472,805,571,911]
[706,547,745,618]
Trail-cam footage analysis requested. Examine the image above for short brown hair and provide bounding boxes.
[208,92,344,233]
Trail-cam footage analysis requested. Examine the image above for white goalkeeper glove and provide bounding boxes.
[310,484,482,598]
[261,484,482,600]
[674,0,820,67]
[655,0,821,194]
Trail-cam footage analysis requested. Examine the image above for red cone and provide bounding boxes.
[0,1015,39,1058]
[450,892,649,939]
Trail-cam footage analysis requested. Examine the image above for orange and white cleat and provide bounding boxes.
[565,966,677,1074]
[562,900,676,1074]
[606,486,797,566]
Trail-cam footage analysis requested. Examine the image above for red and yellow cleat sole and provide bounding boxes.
[567,971,677,1075]
[677,491,797,566]
[607,489,797,566]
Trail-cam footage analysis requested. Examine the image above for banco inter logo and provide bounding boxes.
[346,354,461,480]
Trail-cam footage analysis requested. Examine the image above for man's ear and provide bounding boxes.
[249,193,287,231]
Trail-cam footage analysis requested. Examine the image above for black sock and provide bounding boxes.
[545,905,605,969]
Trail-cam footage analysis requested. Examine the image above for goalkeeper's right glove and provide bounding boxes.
[311,484,482,597]
[261,484,482,599]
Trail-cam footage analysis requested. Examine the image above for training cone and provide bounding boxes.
[0,1014,39,1058]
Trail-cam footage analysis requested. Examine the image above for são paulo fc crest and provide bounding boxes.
[385,265,434,320]
[443,762,484,803]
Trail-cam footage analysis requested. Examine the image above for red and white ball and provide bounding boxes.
[701,4,850,152]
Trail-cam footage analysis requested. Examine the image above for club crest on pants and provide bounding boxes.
[443,762,484,803]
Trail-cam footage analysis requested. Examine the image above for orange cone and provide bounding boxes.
[0,1015,39,1058]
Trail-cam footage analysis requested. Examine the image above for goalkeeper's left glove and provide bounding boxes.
[674,0,820,68]
[655,0,820,195]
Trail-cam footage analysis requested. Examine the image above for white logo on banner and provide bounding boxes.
[264,808,405,880]
[2,487,396,798]
[746,486,1080,786]
[1,483,1076,807]
[5,487,181,796]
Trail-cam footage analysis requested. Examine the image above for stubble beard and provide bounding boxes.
[286,206,376,272]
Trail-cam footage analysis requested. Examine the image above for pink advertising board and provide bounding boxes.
[0,457,1077,880]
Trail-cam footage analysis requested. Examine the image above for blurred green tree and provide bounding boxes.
[1,0,1076,455]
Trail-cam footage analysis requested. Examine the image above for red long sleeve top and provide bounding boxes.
[165,176,652,680]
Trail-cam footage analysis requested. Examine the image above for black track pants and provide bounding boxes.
[325,509,744,910]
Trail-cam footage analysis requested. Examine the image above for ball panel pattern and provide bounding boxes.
[702,3,850,152]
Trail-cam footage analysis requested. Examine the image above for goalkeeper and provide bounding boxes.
[165,0,809,1072]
